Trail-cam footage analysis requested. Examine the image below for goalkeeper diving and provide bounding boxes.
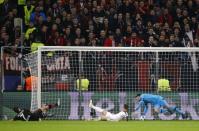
[12,100,60,121]
[89,100,128,121]
[134,94,188,120]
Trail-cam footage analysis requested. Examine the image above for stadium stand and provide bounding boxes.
[0,0,198,50]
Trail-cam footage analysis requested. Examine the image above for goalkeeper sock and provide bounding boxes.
[91,105,104,113]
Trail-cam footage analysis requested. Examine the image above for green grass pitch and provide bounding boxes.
[0,120,199,131]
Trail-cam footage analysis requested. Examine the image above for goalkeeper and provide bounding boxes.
[12,103,59,121]
[89,100,128,121]
[134,94,188,120]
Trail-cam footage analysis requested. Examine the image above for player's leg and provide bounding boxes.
[167,106,188,119]
[161,100,180,114]
[13,115,25,121]
[154,102,173,118]
[89,100,105,113]
[153,104,161,119]
[157,100,174,114]
[89,100,108,121]
[13,108,31,121]
[161,100,188,119]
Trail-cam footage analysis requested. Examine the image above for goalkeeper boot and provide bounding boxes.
[182,112,188,120]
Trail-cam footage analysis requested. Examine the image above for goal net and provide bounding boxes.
[25,47,199,120]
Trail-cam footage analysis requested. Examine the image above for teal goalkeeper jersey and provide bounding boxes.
[140,94,164,105]
[135,94,165,114]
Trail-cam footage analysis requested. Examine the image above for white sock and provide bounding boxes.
[91,105,104,113]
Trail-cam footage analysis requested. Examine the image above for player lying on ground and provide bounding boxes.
[134,94,188,120]
[12,102,59,121]
[89,100,128,121]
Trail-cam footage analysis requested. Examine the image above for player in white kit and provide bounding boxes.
[89,100,128,121]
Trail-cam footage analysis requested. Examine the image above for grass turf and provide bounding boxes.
[0,120,199,131]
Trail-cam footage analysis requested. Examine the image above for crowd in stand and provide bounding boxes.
[0,0,199,50]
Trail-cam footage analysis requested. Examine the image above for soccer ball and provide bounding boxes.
[140,115,145,120]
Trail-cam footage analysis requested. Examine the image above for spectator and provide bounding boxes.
[0,0,198,48]
[25,74,37,91]
[1,0,15,24]
[38,24,49,43]
[73,38,81,46]
[25,22,36,40]
[116,13,125,32]
[0,26,11,46]
[158,8,173,26]
[114,28,123,46]
[76,75,89,91]
[118,0,135,14]
[169,34,183,47]
[157,76,171,92]
[30,35,44,52]
[30,6,46,25]
[158,35,168,47]
[147,9,158,24]
[24,0,34,26]
[137,0,148,20]
[133,19,146,38]
[63,26,72,46]
[146,36,158,47]
[97,30,106,46]
[173,27,182,42]
[102,18,111,34]
[87,32,96,46]
[104,33,115,47]
[74,27,86,45]
[125,31,144,47]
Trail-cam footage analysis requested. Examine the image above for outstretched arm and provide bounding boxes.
[135,100,144,111]
[143,104,148,116]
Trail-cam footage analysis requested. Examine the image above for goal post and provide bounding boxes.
[25,46,199,120]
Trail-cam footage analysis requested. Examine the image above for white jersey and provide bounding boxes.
[105,111,128,121]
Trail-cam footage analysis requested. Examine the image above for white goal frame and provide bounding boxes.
[35,46,199,113]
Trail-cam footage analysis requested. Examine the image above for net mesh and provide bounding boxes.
[24,52,38,111]
[25,47,199,120]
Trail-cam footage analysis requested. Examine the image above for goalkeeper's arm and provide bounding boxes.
[135,100,144,111]
[143,104,148,116]
[133,101,148,120]
[138,104,148,120]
